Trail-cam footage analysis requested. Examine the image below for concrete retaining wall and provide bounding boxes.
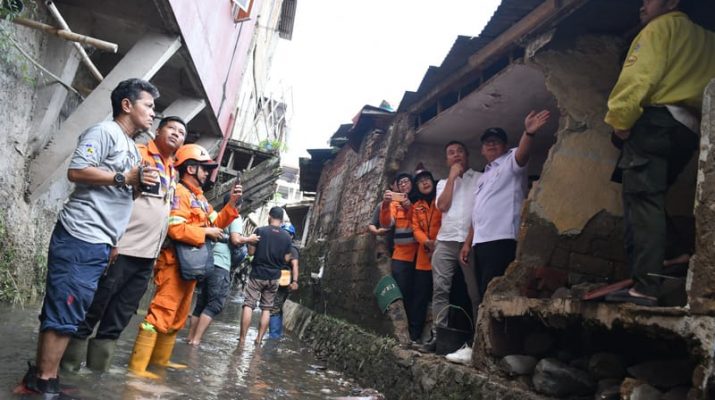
[0,12,83,303]
[282,300,547,400]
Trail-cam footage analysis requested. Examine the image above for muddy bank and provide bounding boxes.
[283,301,547,400]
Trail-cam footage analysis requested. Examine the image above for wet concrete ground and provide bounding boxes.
[0,294,374,400]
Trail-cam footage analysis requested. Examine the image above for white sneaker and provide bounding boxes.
[445,344,472,365]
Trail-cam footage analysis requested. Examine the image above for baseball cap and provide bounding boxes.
[480,127,508,144]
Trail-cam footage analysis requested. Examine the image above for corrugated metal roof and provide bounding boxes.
[329,124,353,148]
[299,148,338,192]
[398,0,546,112]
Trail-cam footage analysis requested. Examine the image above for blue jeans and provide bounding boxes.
[40,222,110,333]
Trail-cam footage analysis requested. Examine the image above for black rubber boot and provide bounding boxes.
[419,331,437,353]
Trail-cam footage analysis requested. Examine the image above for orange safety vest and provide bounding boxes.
[380,200,417,263]
[411,199,442,271]
[146,180,239,334]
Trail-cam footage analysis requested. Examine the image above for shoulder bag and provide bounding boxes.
[175,240,214,281]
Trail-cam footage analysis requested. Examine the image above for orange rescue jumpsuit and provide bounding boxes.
[411,199,442,271]
[379,201,418,262]
[144,180,239,334]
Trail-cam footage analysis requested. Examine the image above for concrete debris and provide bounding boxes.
[499,355,538,376]
[620,378,646,399]
[532,358,596,397]
[550,287,571,299]
[595,379,622,400]
[588,352,626,380]
[626,359,693,389]
[629,383,662,399]
[661,386,689,400]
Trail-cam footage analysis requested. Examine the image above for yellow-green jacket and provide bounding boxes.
[605,11,715,130]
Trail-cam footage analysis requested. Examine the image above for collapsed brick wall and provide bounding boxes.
[297,115,417,335]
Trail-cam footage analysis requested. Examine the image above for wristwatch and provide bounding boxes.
[113,172,126,187]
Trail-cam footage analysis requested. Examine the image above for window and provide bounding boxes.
[231,0,254,23]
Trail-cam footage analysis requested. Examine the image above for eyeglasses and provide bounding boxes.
[397,178,411,186]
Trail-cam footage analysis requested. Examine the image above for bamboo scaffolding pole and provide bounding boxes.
[45,0,111,81]
[12,17,118,54]
[44,1,104,81]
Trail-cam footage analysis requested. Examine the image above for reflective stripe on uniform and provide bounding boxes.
[168,216,187,225]
[394,229,415,245]
[208,211,218,223]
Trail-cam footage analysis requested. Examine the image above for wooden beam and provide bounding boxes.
[407,0,588,115]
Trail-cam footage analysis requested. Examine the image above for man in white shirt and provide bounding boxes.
[462,111,551,301]
[421,141,482,353]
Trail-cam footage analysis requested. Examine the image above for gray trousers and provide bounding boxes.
[431,240,480,328]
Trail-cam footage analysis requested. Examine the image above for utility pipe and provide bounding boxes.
[12,17,118,53]
[44,1,106,82]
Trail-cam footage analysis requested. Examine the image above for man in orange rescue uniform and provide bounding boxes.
[127,143,242,378]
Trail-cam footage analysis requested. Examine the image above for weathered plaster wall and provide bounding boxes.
[492,35,631,295]
[501,33,699,295]
[691,80,715,314]
[528,35,624,235]
[401,142,448,178]
[0,15,81,303]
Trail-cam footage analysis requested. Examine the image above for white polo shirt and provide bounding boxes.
[435,168,482,242]
[472,149,527,245]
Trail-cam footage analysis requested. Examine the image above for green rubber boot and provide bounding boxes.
[60,337,87,373]
[86,338,117,372]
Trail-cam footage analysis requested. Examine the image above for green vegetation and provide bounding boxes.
[0,0,40,85]
[0,213,22,304]
[258,138,287,153]
[0,212,47,305]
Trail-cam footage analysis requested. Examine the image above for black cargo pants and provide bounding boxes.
[619,107,698,297]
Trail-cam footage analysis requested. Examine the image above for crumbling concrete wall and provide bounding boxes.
[489,35,630,297]
[691,79,715,314]
[475,34,715,399]
[0,14,81,303]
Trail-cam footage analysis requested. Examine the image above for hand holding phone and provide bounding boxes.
[139,163,162,197]
[230,174,243,206]
[391,192,406,202]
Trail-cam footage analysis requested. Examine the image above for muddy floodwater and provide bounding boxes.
[0,294,372,400]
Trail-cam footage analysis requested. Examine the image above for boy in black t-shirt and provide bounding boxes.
[239,206,292,345]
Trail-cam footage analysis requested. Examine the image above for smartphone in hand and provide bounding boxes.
[392,192,406,202]
[233,172,243,206]
[140,164,162,197]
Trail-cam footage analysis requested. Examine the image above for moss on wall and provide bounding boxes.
[0,212,47,304]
